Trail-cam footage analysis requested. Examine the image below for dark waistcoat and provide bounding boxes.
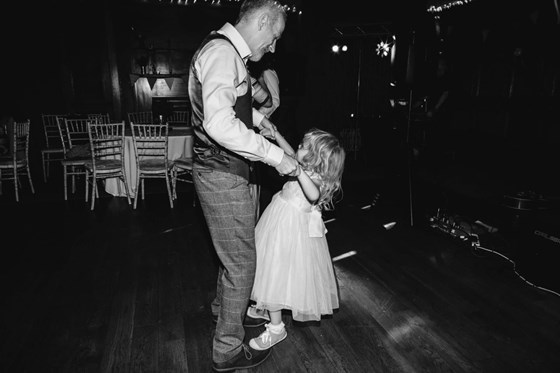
[188,32,254,181]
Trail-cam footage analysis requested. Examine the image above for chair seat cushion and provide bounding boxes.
[94,159,122,171]
[139,159,169,171]
[62,156,89,165]
[66,144,91,159]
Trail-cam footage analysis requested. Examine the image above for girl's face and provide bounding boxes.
[296,142,308,163]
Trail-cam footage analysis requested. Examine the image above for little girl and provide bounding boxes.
[248,127,346,350]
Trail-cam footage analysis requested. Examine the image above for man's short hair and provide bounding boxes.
[236,0,287,25]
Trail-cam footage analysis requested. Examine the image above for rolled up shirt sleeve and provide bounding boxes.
[196,36,284,167]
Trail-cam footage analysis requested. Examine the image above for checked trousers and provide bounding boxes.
[193,166,257,363]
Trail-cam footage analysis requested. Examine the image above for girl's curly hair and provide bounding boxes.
[299,128,346,211]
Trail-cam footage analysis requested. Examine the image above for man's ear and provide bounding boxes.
[258,13,269,31]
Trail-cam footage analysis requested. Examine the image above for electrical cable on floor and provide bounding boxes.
[471,241,560,298]
[427,212,560,298]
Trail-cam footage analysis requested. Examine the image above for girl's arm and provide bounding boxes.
[274,131,320,203]
[272,130,295,156]
[296,165,320,203]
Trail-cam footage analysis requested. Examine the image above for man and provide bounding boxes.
[188,0,298,371]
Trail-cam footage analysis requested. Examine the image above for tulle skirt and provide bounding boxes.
[251,192,339,322]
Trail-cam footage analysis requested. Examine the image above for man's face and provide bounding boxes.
[249,16,285,62]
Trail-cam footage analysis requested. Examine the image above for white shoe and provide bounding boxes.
[246,305,270,321]
[249,323,287,350]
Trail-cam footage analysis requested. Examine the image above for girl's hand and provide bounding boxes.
[291,163,302,177]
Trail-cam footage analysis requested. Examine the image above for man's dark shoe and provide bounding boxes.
[212,314,267,328]
[212,344,271,372]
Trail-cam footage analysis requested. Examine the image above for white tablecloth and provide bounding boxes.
[105,127,193,198]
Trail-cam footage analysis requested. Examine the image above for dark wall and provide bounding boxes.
[1,1,305,121]
[292,0,560,205]
[425,1,560,193]
[3,0,559,195]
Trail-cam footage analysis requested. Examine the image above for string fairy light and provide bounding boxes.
[427,0,474,14]
[156,0,301,14]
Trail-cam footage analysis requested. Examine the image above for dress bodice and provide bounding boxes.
[280,176,316,212]
[279,178,313,212]
[277,173,327,238]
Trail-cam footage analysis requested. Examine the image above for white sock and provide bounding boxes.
[268,321,285,334]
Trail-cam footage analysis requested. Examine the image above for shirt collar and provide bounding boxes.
[217,23,252,62]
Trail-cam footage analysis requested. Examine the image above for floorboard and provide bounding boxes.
[1,163,560,373]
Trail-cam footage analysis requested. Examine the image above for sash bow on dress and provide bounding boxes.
[309,206,327,237]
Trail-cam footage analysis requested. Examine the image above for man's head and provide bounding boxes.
[235,0,287,62]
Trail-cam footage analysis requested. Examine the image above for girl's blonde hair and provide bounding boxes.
[299,128,346,211]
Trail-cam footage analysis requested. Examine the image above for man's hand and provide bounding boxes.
[275,153,298,176]
[259,126,276,140]
[260,117,277,134]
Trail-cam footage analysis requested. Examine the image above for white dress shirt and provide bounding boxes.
[192,23,284,167]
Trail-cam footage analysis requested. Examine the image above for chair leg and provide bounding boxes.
[14,170,19,203]
[63,167,68,200]
[42,153,47,183]
[71,169,76,194]
[165,173,174,208]
[133,175,140,209]
[171,168,177,200]
[85,170,89,202]
[27,166,34,194]
[91,176,96,211]
[89,174,99,199]
[121,174,132,205]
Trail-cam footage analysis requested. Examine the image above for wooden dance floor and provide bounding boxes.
[2,164,560,373]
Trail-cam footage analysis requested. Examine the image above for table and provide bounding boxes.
[104,126,193,198]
